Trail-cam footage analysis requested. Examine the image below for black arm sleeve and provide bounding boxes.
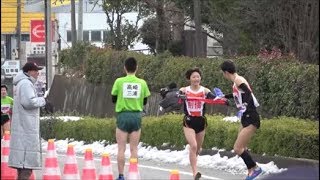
[143,97,148,105]
[112,95,117,104]
[239,83,253,104]
[224,94,233,99]
[206,92,216,99]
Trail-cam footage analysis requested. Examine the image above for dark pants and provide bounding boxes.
[17,168,32,180]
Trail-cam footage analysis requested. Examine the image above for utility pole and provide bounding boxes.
[45,0,53,89]
[78,0,83,41]
[16,0,21,63]
[71,0,77,46]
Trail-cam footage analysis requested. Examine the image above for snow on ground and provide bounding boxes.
[40,116,81,122]
[41,116,286,175]
[41,140,285,176]
[222,116,239,123]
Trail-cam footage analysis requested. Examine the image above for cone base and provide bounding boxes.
[127,173,141,180]
[99,174,114,180]
[1,163,17,180]
[1,175,16,180]
[43,175,61,180]
[62,174,80,180]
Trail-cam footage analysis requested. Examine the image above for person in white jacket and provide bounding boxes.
[8,62,47,180]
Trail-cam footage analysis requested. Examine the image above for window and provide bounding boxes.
[21,34,30,41]
[83,31,89,42]
[1,44,5,59]
[91,31,101,42]
[103,31,108,42]
[67,31,72,42]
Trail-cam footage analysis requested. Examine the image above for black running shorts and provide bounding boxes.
[183,115,207,134]
[1,114,10,126]
[241,111,260,129]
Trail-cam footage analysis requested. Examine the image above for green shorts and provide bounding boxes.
[116,111,142,133]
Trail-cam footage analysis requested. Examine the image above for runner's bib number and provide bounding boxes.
[123,83,141,98]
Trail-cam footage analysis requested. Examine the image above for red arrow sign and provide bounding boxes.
[30,20,54,43]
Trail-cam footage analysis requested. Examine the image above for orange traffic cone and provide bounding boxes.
[169,170,180,180]
[127,158,140,180]
[98,153,113,180]
[1,131,17,180]
[81,148,96,180]
[62,144,80,179]
[42,139,61,180]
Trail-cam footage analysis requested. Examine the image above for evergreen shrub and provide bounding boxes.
[40,115,319,160]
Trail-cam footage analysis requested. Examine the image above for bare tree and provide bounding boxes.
[274,0,319,64]
[100,0,143,50]
[193,0,205,57]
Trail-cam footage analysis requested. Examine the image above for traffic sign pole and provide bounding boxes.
[45,0,53,90]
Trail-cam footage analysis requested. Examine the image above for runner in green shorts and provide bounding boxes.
[111,57,150,180]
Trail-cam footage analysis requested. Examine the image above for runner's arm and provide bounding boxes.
[239,83,253,105]
[144,98,148,105]
[112,95,117,103]
[224,94,233,99]
[206,91,216,99]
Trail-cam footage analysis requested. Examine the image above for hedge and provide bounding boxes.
[59,44,319,120]
[40,114,319,160]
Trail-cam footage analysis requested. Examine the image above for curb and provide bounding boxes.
[200,149,319,169]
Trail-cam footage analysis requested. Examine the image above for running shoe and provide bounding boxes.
[116,175,125,180]
[195,172,202,180]
[245,167,262,180]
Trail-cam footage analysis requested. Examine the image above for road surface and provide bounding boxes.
[34,153,245,179]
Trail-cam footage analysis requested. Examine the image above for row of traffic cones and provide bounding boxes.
[0,132,114,180]
[2,131,181,180]
[43,140,115,180]
[44,141,141,180]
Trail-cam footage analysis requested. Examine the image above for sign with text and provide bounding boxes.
[30,20,55,43]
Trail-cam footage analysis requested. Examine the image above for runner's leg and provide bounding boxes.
[116,128,128,175]
[3,121,10,134]
[183,127,198,177]
[129,129,141,159]
[195,130,205,155]
[233,125,257,174]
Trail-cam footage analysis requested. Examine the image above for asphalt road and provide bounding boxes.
[14,153,319,179]
[33,153,245,180]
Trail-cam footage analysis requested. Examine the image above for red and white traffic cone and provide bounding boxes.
[81,148,96,180]
[127,158,140,180]
[42,139,61,180]
[169,169,180,180]
[1,131,17,180]
[98,153,113,180]
[62,144,80,179]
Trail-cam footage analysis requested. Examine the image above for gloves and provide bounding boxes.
[237,105,247,119]
[213,87,225,97]
[176,91,186,100]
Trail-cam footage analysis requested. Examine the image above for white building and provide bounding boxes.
[24,0,221,56]
[57,12,148,51]
[25,0,149,51]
